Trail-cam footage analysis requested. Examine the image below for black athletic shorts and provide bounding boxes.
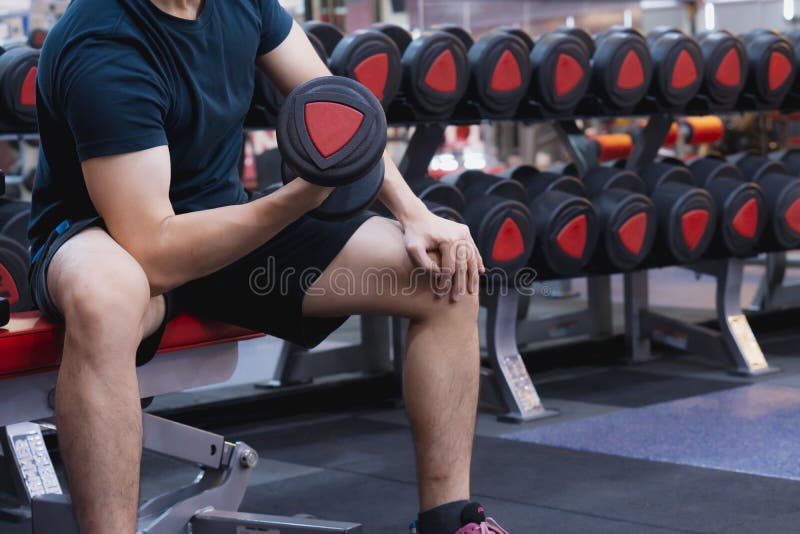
[29,211,375,366]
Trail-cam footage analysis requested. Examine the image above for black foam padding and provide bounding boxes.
[464,31,532,116]
[646,29,704,109]
[590,29,653,111]
[741,29,796,107]
[529,31,591,113]
[399,31,469,118]
[328,29,402,108]
[302,20,344,56]
[696,30,746,108]
[278,76,386,187]
[686,157,766,256]
[0,46,39,126]
[0,234,33,312]
[733,153,800,250]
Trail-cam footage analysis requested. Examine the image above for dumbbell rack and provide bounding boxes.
[750,251,800,312]
[616,114,776,376]
[0,132,38,189]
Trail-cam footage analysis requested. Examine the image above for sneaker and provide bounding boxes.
[454,502,509,534]
[409,502,510,534]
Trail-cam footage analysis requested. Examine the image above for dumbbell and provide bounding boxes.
[0,234,33,312]
[434,25,532,118]
[565,164,657,271]
[727,153,800,251]
[250,32,328,126]
[500,166,598,277]
[693,31,746,110]
[680,157,766,256]
[645,28,704,110]
[440,171,535,277]
[372,24,469,119]
[0,45,39,127]
[634,161,716,263]
[406,174,466,223]
[303,21,402,109]
[277,76,386,220]
[0,198,29,247]
[561,26,653,113]
[523,28,592,114]
[739,29,795,108]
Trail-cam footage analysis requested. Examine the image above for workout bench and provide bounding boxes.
[0,310,363,533]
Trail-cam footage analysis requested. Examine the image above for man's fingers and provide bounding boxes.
[409,244,439,273]
[439,241,456,293]
[468,248,480,294]
[452,241,470,302]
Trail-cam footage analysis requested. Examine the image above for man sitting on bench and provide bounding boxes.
[27,0,508,533]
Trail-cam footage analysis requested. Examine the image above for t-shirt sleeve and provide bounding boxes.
[257,0,294,56]
[59,40,169,162]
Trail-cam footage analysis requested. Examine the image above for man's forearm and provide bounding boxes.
[132,182,323,295]
[379,153,428,225]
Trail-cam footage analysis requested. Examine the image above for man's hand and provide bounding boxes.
[402,208,485,302]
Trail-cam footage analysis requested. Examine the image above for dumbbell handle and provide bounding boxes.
[0,297,8,327]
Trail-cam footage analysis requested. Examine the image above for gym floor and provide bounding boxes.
[3,265,800,533]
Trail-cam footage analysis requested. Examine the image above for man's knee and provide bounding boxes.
[50,237,152,338]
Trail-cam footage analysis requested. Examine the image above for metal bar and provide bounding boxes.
[192,510,363,533]
[624,271,652,363]
[587,275,613,337]
[553,120,597,178]
[485,291,556,422]
[625,113,674,173]
[516,309,593,345]
[398,123,448,180]
[142,414,226,470]
[715,258,777,376]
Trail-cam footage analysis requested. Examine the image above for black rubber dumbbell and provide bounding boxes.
[0,234,33,312]
[682,156,766,256]
[304,21,402,109]
[565,164,657,271]
[0,45,39,128]
[645,28,704,110]
[562,26,653,113]
[372,24,469,120]
[406,174,466,222]
[500,165,599,277]
[277,76,386,220]
[435,26,532,118]
[739,29,795,108]
[727,153,800,251]
[441,171,535,277]
[634,160,716,263]
[692,30,746,110]
[526,29,592,114]
[250,32,328,127]
[0,198,29,248]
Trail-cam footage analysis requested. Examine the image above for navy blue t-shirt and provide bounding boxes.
[28,0,293,255]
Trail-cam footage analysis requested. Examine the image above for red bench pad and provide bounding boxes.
[0,312,262,379]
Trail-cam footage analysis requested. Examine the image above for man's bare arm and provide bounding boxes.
[82,146,329,295]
